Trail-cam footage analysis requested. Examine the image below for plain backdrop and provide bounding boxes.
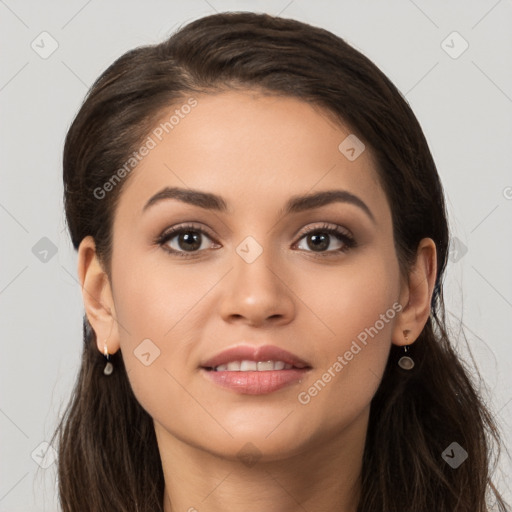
[1,0,511,510]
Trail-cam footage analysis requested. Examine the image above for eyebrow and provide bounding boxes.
[142,186,375,223]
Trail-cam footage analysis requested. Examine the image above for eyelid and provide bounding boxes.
[156,221,356,256]
[293,223,356,253]
[158,222,217,242]
[154,222,219,257]
[297,222,353,239]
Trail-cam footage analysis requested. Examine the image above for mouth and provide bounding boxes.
[200,345,311,395]
[203,360,307,372]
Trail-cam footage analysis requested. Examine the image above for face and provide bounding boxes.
[107,90,403,460]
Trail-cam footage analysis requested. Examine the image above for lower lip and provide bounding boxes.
[201,368,309,395]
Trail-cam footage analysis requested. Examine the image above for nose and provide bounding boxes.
[218,245,296,328]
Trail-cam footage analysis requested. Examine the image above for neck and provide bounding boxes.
[157,408,368,512]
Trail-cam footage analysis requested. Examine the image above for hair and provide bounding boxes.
[53,11,509,512]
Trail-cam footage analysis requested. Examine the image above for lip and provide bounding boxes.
[200,344,311,395]
[200,344,310,370]
[202,368,310,395]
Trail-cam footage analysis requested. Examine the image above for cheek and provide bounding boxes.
[111,249,215,340]
[290,254,400,426]
[109,262,196,425]
[294,251,400,351]
[109,251,220,405]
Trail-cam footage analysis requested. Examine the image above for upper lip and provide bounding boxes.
[201,345,311,369]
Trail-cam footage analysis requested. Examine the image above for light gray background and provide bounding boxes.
[1,0,511,510]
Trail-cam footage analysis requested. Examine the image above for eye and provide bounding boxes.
[155,222,356,258]
[294,223,356,254]
[155,224,219,257]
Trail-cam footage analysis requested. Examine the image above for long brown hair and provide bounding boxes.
[54,11,509,511]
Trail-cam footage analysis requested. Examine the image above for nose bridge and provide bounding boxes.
[218,234,295,325]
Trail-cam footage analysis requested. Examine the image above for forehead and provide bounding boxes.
[114,90,389,223]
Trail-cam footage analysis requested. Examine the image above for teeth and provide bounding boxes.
[213,360,295,372]
[240,360,257,371]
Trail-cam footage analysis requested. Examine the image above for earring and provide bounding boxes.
[398,330,414,370]
[103,340,114,376]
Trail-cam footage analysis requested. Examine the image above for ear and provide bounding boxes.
[392,237,437,346]
[77,236,120,355]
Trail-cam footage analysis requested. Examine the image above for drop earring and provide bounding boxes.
[398,330,414,370]
[103,339,114,376]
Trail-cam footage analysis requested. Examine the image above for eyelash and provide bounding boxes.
[155,222,356,258]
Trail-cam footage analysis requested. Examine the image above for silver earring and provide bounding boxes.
[398,331,414,370]
[103,340,114,376]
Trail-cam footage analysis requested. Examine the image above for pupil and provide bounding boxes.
[308,233,329,251]
[179,231,201,251]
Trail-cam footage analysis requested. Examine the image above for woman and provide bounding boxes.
[53,11,509,512]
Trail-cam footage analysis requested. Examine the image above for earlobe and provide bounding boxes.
[392,238,437,346]
[77,236,120,355]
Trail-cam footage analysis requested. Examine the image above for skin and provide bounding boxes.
[78,90,437,512]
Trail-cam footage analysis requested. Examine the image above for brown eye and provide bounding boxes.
[295,225,356,254]
[156,224,219,256]
[305,232,331,251]
[174,231,203,252]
